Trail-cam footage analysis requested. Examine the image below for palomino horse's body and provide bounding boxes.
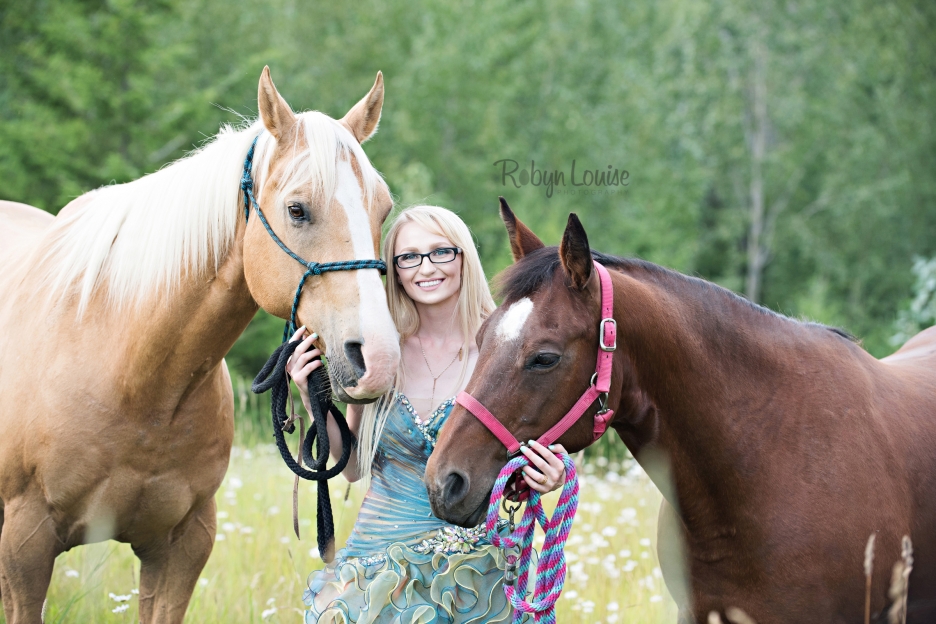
[0,68,400,623]
[426,202,936,623]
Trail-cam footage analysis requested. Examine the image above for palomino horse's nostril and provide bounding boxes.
[444,471,469,507]
[343,340,366,380]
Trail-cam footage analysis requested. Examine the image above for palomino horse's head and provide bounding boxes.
[243,68,399,403]
[426,200,621,525]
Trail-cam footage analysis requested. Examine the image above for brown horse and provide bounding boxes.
[0,68,400,623]
[425,201,936,623]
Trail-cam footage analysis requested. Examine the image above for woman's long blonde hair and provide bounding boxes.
[356,205,496,482]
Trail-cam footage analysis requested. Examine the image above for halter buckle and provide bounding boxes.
[599,318,617,351]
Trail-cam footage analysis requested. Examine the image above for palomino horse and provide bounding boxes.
[0,67,400,623]
[426,201,936,623]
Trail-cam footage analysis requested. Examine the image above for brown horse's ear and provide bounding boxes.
[341,72,384,144]
[499,197,544,261]
[559,213,592,290]
[258,66,297,141]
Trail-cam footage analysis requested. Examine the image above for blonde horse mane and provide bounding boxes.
[35,112,382,316]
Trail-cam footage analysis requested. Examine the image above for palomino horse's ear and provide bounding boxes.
[499,197,545,261]
[258,66,297,141]
[559,213,593,290]
[341,72,384,144]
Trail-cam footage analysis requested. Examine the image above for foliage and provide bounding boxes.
[1,0,934,372]
[892,257,936,346]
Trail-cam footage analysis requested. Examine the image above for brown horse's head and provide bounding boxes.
[243,68,399,403]
[426,199,622,525]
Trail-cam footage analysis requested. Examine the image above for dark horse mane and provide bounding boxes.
[496,246,857,343]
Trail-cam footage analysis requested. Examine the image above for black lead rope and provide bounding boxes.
[252,339,356,562]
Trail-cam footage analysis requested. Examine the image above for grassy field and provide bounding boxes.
[8,447,677,623]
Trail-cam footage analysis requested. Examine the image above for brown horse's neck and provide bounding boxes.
[609,264,859,532]
[61,225,257,417]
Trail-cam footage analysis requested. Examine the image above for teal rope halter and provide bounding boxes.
[240,135,387,341]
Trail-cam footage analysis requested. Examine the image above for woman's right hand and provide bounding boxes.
[286,326,322,411]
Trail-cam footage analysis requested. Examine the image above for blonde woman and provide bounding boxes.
[288,205,567,623]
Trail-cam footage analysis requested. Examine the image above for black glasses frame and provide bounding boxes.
[392,247,462,270]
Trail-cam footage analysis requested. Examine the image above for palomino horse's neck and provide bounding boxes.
[82,224,257,415]
[609,265,859,528]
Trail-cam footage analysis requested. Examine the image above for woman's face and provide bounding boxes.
[393,221,462,308]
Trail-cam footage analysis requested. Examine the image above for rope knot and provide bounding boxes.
[306,262,323,275]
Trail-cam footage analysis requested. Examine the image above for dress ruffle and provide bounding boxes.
[303,543,528,624]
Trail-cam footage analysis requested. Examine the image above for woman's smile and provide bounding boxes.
[416,278,444,289]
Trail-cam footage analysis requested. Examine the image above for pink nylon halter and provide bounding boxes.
[456,261,616,456]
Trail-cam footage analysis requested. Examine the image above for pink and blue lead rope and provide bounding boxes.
[485,454,579,624]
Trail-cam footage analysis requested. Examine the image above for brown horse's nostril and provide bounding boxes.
[343,340,366,380]
[444,471,469,507]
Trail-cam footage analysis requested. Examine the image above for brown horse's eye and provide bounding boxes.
[288,204,306,220]
[528,353,560,370]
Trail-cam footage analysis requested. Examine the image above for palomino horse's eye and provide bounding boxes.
[287,204,306,220]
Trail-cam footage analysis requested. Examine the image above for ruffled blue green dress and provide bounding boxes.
[303,394,526,623]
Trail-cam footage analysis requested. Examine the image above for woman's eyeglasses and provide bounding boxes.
[393,247,462,270]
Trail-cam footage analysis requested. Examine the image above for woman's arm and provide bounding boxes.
[286,328,362,483]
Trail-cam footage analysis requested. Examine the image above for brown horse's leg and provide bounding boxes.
[0,499,61,623]
[133,498,216,624]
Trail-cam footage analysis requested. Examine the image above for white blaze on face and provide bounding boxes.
[496,297,534,342]
[334,157,397,360]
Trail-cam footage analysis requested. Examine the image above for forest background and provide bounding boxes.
[3,0,935,436]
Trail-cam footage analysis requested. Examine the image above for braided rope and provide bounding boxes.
[485,454,579,624]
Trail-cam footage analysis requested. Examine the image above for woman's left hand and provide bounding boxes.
[520,440,568,493]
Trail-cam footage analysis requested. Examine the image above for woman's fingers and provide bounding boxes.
[300,360,323,377]
[286,331,318,371]
[289,326,307,343]
[519,440,568,493]
[522,469,548,493]
[521,441,562,481]
[294,348,322,369]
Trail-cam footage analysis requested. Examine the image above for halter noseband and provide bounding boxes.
[456,261,616,455]
[240,135,387,341]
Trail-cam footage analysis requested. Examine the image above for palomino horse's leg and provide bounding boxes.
[0,499,62,623]
[133,498,216,624]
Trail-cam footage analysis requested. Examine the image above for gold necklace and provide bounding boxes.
[416,334,463,414]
